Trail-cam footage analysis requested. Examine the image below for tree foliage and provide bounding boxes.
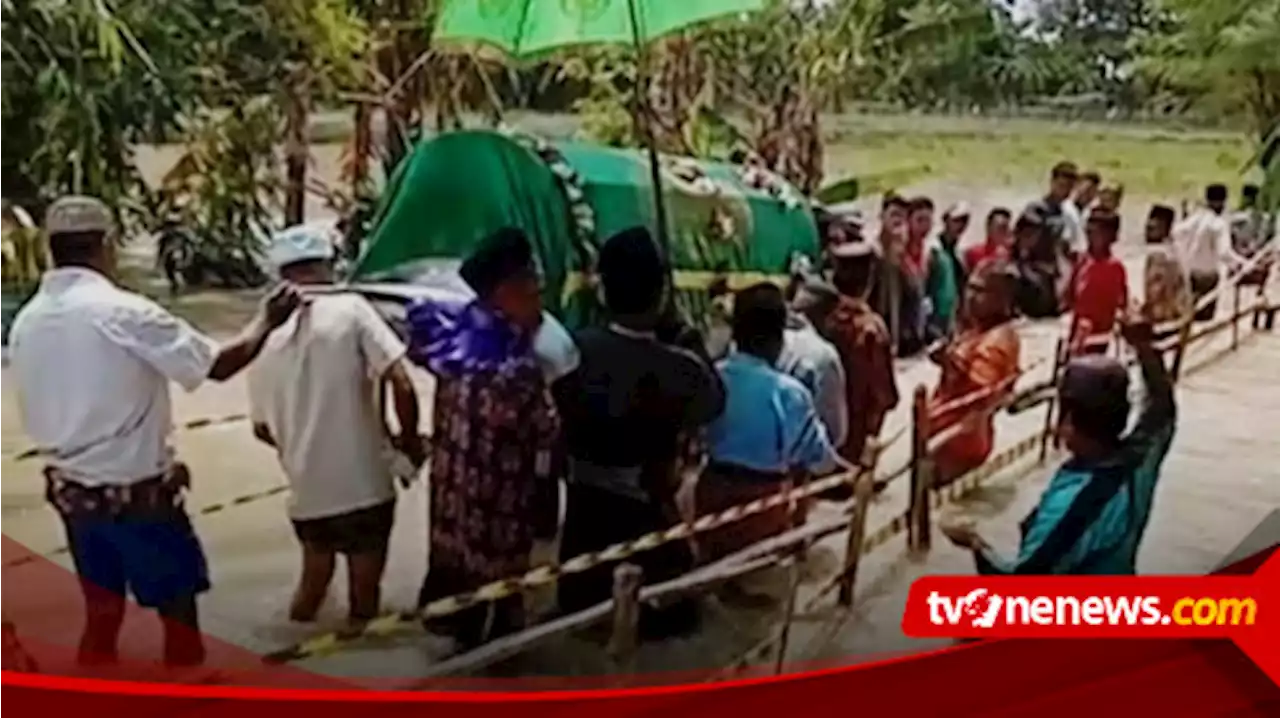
[4,0,1279,269]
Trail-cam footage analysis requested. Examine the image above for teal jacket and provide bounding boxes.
[925,241,963,339]
[977,357,1177,575]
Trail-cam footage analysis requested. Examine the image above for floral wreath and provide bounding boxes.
[737,157,804,212]
[498,124,599,287]
[663,156,721,197]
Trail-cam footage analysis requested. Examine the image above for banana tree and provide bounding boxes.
[1,0,196,232]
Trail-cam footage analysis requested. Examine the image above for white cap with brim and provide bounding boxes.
[45,196,114,235]
[268,223,336,271]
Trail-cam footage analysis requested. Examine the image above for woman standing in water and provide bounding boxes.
[928,262,1022,487]
[410,228,561,648]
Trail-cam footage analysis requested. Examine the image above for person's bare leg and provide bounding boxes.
[78,588,126,666]
[290,544,335,622]
[346,549,388,627]
[158,593,205,667]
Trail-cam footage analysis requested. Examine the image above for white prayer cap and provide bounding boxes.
[45,196,114,235]
[268,222,336,270]
[944,201,972,219]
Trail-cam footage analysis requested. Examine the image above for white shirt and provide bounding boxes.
[777,315,849,449]
[1062,200,1087,255]
[8,268,218,485]
[248,293,407,521]
[1173,209,1239,277]
[531,311,580,383]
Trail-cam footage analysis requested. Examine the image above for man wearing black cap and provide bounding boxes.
[827,241,900,469]
[552,226,724,636]
[943,313,1177,575]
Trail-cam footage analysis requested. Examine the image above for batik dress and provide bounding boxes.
[408,299,561,647]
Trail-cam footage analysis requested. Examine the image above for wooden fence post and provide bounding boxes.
[917,458,936,553]
[908,386,931,554]
[608,563,643,675]
[837,469,874,607]
[1040,338,1065,462]
[1170,316,1195,384]
[773,548,804,675]
[1232,282,1241,350]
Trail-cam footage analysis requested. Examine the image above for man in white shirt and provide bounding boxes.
[1173,184,1242,321]
[1063,169,1101,258]
[248,225,422,627]
[9,196,302,667]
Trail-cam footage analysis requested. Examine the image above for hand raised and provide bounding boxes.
[260,282,306,329]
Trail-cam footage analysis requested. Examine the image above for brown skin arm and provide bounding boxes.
[208,283,305,382]
[209,317,274,382]
[385,361,424,466]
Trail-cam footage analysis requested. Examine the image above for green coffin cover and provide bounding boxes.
[353,130,819,328]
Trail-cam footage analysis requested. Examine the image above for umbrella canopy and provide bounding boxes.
[436,0,764,56]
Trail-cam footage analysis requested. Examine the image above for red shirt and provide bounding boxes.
[1069,254,1128,340]
[963,243,1009,271]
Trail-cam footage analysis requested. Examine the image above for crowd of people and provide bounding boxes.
[7,164,1274,668]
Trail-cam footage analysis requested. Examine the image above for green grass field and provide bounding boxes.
[819,113,1255,202]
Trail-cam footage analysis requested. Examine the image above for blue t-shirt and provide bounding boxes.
[707,352,837,475]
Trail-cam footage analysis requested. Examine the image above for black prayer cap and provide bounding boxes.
[598,226,667,315]
[460,227,536,297]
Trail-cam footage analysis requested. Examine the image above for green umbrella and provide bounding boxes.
[436,0,763,57]
[435,0,765,250]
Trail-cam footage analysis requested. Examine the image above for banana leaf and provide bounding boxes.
[815,164,934,206]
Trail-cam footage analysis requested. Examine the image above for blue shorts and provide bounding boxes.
[64,508,210,608]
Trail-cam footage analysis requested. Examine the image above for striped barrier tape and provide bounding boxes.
[260,463,878,664]
[266,425,1052,666]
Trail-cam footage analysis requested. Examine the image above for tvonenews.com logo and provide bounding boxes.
[925,589,1258,629]
[901,575,1271,640]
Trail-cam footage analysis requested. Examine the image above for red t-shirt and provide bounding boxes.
[963,243,1009,271]
[1070,254,1128,339]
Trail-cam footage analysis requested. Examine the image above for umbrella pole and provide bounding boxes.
[627,0,672,258]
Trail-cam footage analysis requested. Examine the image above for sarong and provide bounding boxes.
[694,463,798,564]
